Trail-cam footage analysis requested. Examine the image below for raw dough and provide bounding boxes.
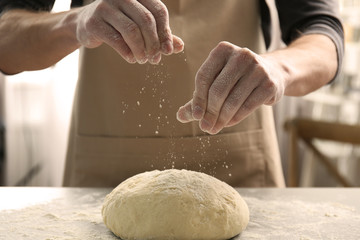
[102,169,249,240]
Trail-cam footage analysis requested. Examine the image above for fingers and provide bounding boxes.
[93,21,137,63]
[226,85,273,128]
[78,4,137,63]
[209,75,259,134]
[78,0,183,64]
[176,41,284,134]
[211,64,279,133]
[192,42,229,122]
[104,6,148,63]
[138,0,173,55]
[115,0,164,63]
[199,46,256,133]
[121,0,184,60]
[120,0,164,63]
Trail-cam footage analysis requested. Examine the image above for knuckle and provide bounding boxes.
[263,79,276,95]
[95,0,108,12]
[112,36,128,51]
[124,22,140,38]
[206,105,219,118]
[141,11,156,26]
[192,94,207,108]
[93,1,114,17]
[233,53,246,65]
[160,28,171,41]
[212,41,234,56]
[155,4,169,20]
[255,64,267,75]
[120,0,138,9]
[240,47,252,55]
[217,41,233,50]
[109,32,122,43]
[233,48,258,67]
[193,91,205,101]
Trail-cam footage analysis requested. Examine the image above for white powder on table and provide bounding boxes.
[237,197,360,240]
[1,192,359,240]
[0,191,117,240]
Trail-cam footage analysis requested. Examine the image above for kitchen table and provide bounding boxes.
[0,187,359,239]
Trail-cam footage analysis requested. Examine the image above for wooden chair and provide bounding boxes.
[284,118,360,187]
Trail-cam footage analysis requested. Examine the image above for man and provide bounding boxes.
[0,0,343,187]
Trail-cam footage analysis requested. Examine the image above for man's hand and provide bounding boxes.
[177,34,338,135]
[0,0,185,74]
[75,0,184,64]
[177,41,286,134]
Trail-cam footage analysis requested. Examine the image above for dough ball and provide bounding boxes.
[102,169,249,240]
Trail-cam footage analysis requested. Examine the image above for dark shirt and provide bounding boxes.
[0,0,344,78]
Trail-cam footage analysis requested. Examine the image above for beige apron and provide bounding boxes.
[63,0,285,187]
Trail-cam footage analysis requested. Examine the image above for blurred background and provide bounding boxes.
[0,0,359,187]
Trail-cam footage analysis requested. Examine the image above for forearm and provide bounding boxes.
[0,9,80,75]
[262,34,338,96]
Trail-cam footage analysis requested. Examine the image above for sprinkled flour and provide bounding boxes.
[0,190,359,240]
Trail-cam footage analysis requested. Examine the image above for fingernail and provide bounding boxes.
[174,39,184,53]
[176,111,183,122]
[138,57,148,64]
[162,40,173,55]
[192,105,204,120]
[149,53,161,65]
[176,107,192,123]
[126,56,136,64]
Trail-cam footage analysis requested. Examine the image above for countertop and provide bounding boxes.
[0,187,359,239]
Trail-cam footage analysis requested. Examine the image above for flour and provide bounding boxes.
[1,189,359,240]
[0,190,117,240]
[237,197,360,240]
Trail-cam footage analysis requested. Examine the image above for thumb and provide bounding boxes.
[176,99,195,123]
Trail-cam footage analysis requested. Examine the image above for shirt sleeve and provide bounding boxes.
[275,0,344,82]
[0,0,56,15]
[71,0,83,8]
